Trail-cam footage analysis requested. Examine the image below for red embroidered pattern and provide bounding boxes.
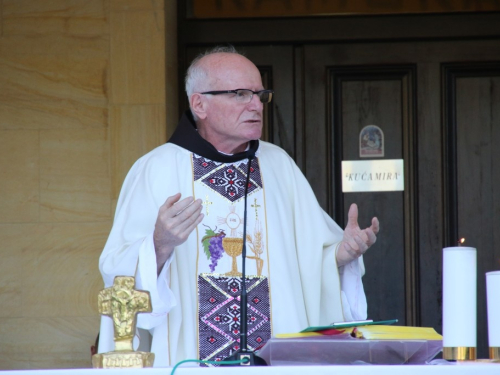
[198,273,271,365]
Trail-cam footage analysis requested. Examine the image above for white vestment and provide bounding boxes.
[98,137,367,367]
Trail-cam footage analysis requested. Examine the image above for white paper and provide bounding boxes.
[486,271,500,347]
[443,246,476,347]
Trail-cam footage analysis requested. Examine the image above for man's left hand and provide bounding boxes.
[336,203,379,267]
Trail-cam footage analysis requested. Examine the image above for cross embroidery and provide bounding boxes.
[251,198,261,220]
[203,195,213,216]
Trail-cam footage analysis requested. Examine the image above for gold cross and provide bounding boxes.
[97,276,152,351]
[251,198,261,219]
[203,195,213,216]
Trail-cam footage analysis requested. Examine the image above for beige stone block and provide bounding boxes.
[0,34,109,57]
[3,0,108,36]
[40,128,112,222]
[0,99,108,130]
[22,223,109,317]
[110,104,166,199]
[110,10,165,104]
[111,0,164,11]
[0,1,3,37]
[0,222,109,318]
[0,316,100,369]
[0,54,108,103]
[0,50,109,130]
[0,130,39,223]
[0,224,37,318]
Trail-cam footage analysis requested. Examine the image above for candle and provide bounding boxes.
[442,246,477,359]
[486,271,500,359]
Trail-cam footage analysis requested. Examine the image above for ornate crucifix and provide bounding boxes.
[93,276,154,368]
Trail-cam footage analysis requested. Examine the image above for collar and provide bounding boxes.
[168,111,259,163]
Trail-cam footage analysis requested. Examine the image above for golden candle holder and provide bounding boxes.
[490,347,500,360]
[443,347,476,361]
[92,276,155,368]
[222,237,243,277]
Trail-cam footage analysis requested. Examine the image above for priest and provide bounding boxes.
[98,46,379,367]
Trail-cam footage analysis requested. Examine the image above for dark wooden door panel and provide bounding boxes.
[327,66,418,326]
[443,63,500,356]
[303,42,500,358]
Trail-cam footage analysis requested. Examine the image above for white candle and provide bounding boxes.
[443,246,477,348]
[486,271,500,347]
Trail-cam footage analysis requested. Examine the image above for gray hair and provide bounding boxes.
[185,45,240,97]
[185,45,242,120]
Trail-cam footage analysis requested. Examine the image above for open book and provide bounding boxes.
[299,319,398,333]
[275,319,442,340]
[350,324,442,340]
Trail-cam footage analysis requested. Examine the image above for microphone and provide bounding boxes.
[223,154,267,366]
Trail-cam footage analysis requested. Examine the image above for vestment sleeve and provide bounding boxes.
[290,157,367,324]
[98,155,177,352]
[338,256,368,321]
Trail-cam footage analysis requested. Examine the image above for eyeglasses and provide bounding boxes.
[200,89,274,104]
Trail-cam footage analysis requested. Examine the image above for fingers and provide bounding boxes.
[346,203,359,227]
[370,217,380,235]
[173,197,202,220]
[346,234,369,255]
[364,227,377,247]
[162,194,198,218]
[341,204,379,265]
[154,194,204,256]
[164,193,182,209]
[337,236,369,267]
[179,211,205,239]
[173,200,204,233]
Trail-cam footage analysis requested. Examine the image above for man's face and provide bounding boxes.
[196,54,264,154]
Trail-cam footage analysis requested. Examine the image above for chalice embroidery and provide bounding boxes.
[222,237,244,277]
[201,224,245,275]
[202,221,264,275]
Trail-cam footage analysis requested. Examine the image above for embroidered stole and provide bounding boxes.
[192,154,272,364]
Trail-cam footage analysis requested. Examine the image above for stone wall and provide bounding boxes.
[0,0,175,369]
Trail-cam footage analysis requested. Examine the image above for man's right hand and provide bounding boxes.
[153,193,204,274]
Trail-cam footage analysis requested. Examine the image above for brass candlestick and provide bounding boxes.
[490,347,500,360]
[443,347,476,361]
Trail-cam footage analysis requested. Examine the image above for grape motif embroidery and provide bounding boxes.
[201,225,226,272]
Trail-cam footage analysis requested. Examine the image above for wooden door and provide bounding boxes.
[302,41,500,357]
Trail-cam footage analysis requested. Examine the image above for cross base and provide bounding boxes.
[92,351,155,368]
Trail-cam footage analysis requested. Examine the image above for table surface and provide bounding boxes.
[2,362,500,375]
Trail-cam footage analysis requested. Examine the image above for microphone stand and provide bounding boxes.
[223,155,267,366]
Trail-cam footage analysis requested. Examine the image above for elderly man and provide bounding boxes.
[98,46,379,367]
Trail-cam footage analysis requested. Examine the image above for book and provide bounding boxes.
[275,321,442,341]
[299,319,398,333]
[351,325,442,340]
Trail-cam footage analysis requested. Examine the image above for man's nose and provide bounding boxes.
[247,93,264,111]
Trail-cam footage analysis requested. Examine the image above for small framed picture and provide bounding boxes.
[359,125,384,158]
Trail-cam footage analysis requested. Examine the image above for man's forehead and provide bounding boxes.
[202,52,251,67]
[201,53,263,88]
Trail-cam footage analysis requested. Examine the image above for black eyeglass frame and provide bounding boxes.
[200,89,274,103]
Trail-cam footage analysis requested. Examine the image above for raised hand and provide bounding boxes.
[336,203,379,267]
[154,193,204,273]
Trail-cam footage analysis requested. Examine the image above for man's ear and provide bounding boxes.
[190,93,208,120]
